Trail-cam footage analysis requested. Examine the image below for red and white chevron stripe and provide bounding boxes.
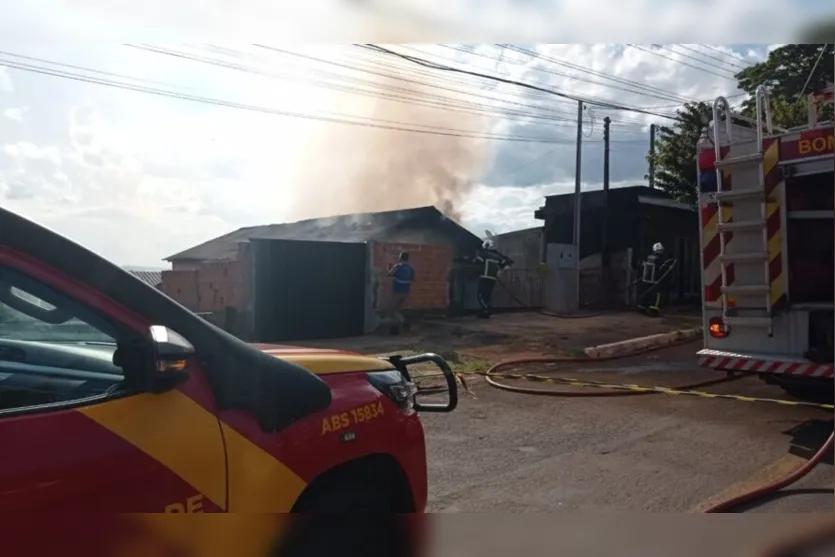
[698,350,834,378]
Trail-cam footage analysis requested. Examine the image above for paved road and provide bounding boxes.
[420,342,833,513]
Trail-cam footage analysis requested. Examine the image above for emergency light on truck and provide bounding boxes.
[708,317,730,339]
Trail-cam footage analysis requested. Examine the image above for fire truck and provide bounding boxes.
[696,83,835,400]
[0,207,458,556]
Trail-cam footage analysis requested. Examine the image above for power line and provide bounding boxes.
[156,44,633,135]
[796,44,830,103]
[0,55,601,144]
[357,44,682,121]
[0,49,190,91]
[131,44,584,130]
[701,44,755,66]
[627,45,738,80]
[495,44,694,105]
[672,44,750,71]
[442,44,692,105]
[291,44,671,130]
[650,44,738,76]
[502,149,559,176]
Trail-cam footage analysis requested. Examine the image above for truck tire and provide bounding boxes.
[273,483,410,557]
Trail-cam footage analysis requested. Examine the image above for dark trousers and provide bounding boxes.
[638,281,668,315]
[477,278,496,317]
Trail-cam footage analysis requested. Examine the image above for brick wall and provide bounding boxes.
[371,242,452,310]
[160,258,247,313]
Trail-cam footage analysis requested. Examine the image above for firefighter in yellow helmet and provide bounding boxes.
[473,239,513,319]
[637,242,676,317]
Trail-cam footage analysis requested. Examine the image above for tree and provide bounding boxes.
[650,44,833,203]
[646,102,711,205]
[736,43,833,128]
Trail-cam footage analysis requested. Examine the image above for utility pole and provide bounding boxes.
[649,123,656,189]
[601,117,611,306]
[601,116,611,271]
[572,100,584,311]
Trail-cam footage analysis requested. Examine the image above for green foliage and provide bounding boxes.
[736,44,834,128]
[646,102,711,205]
[651,44,834,202]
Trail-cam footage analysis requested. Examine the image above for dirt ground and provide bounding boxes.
[304,310,702,360]
[305,310,833,515]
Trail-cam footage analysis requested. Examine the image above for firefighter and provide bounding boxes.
[637,242,676,317]
[474,240,513,319]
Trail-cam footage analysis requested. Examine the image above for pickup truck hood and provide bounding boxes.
[251,344,396,375]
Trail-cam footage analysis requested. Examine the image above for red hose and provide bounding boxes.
[701,432,834,513]
[477,337,833,513]
[483,336,738,398]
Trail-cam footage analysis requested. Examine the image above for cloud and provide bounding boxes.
[2,3,830,268]
[0,67,11,93]
[3,107,25,121]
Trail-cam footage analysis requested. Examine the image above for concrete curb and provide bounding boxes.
[584,328,701,359]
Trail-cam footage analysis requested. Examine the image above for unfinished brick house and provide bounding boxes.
[162,206,481,342]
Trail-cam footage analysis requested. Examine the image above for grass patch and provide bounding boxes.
[561,347,588,358]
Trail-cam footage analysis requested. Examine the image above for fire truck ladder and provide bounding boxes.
[712,85,775,334]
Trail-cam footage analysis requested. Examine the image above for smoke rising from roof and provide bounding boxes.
[285,47,491,223]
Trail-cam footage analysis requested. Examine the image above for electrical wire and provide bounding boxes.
[185,43,640,134]
[795,43,830,104]
[500,149,559,176]
[260,43,657,133]
[673,44,750,71]
[701,44,755,67]
[356,44,678,120]
[627,44,738,80]
[650,44,739,77]
[152,44,663,135]
[496,44,695,106]
[0,49,190,91]
[0,56,598,144]
[126,44,617,134]
[358,44,683,122]
[185,44,586,123]
[444,44,694,105]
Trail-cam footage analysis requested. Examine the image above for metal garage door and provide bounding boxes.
[250,238,367,342]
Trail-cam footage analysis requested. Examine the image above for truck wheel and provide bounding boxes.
[273,484,410,557]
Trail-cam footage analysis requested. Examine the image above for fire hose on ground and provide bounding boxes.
[414,334,834,514]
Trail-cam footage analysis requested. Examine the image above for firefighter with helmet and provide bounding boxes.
[637,241,676,317]
[473,239,513,319]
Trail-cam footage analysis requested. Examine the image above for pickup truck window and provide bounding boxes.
[0,265,125,413]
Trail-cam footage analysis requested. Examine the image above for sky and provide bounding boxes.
[0,2,833,268]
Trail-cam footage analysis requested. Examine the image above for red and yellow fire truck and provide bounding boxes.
[0,207,457,556]
[696,83,835,400]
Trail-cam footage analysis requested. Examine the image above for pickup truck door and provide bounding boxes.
[0,253,228,517]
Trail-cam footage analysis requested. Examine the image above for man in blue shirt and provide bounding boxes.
[386,252,415,334]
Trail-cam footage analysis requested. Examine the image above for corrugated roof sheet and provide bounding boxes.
[165,205,481,262]
[128,270,162,287]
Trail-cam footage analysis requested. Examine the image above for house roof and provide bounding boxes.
[535,185,680,218]
[165,206,482,262]
[128,270,162,287]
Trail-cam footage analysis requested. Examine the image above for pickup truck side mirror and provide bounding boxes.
[149,325,195,392]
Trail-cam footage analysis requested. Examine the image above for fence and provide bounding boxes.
[449,268,544,312]
[493,268,544,308]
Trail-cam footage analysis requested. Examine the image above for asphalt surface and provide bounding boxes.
[420,342,834,513]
